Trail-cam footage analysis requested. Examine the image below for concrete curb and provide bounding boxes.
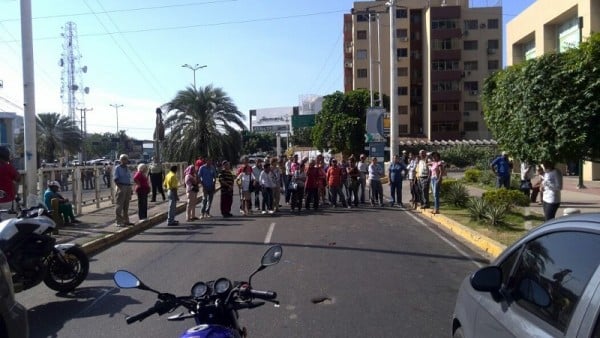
[413,207,506,259]
[81,202,187,256]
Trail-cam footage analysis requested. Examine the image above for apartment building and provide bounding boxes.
[507,0,600,180]
[344,0,501,141]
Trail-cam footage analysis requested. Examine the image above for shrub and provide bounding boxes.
[467,197,487,221]
[442,181,469,207]
[479,170,496,186]
[483,203,509,226]
[463,169,481,183]
[439,145,498,169]
[440,178,458,195]
[482,188,531,208]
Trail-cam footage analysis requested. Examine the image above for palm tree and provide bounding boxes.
[162,85,246,163]
[36,113,82,163]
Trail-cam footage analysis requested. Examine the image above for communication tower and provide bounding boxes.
[59,22,89,125]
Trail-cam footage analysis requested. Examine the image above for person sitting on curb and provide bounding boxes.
[44,180,81,226]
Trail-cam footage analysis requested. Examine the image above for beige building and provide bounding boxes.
[507,0,600,180]
[344,0,502,142]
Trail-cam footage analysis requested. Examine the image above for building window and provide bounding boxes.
[357,30,367,40]
[410,12,421,24]
[433,81,460,92]
[464,101,478,111]
[396,9,407,19]
[410,50,421,59]
[397,86,408,96]
[357,69,368,78]
[398,105,408,114]
[558,17,580,52]
[397,67,408,77]
[399,124,409,134]
[488,60,499,70]
[524,40,536,60]
[432,121,459,132]
[464,81,479,92]
[487,19,499,29]
[464,20,478,30]
[488,39,500,50]
[433,38,455,50]
[464,40,478,50]
[464,61,478,71]
[396,28,408,38]
[397,48,408,58]
[432,60,459,71]
[432,19,457,30]
[464,121,478,132]
[356,13,369,22]
[356,49,368,60]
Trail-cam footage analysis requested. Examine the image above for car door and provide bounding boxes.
[473,230,600,337]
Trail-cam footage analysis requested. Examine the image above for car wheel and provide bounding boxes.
[453,327,464,338]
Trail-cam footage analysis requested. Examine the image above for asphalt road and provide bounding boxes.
[17,198,487,338]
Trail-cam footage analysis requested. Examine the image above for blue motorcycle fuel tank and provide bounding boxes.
[180,324,237,338]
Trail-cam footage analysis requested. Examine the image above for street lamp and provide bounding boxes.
[386,0,400,161]
[181,63,207,88]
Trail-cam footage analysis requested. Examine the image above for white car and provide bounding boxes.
[453,213,600,337]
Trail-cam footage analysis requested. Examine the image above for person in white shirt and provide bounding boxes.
[357,154,369,204]
[416,150,431,209]
[541,162,563,220]
[368,157,384,207]
[259,163,275,214]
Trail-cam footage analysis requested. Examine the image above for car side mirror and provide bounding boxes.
[470,266,502,292]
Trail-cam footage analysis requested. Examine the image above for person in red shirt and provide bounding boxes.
[326,159,349,208]
[0,146,20,219]
[304,160,321,211]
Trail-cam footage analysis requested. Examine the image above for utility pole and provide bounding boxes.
[20,0,39,207]
[110,104,123,159]
[78,107,92,162]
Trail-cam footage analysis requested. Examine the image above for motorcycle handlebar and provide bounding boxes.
[126,306,158,324]
[250,289,277,300]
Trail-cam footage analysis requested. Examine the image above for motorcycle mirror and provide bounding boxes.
[261,245,283,267]
[249,245,283,286]
[114,270,141,288]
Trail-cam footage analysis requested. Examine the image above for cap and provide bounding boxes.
[48,180,61,187]
[501,151,508,156]
[119,154,129,160]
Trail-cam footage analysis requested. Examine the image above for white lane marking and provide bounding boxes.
[264,222,276,244]
[405,211,484,268]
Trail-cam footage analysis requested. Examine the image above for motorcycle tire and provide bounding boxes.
[43,246,89,292]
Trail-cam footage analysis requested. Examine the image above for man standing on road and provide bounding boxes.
[416,150,431,209]
[199,158,217,218]
[491,151,513,189]
[357,154,369,204]
[113,154,133,227]
[218,161,235,217]
[0,146,20,220]
[164,165,179,226]
[388,155,407,208]
[149,157,166,202]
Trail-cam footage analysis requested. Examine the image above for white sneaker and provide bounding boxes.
[261,211,267,214]
[268,210,274,214]
[240,210,245,215]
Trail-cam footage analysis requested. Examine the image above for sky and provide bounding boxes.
[0,0,535,140]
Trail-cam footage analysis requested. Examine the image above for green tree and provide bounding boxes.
[84,132,115,159]
[482,33,600,163]
[241,130,275,155]
[311,90,370,156]
[290,127,313,147]
[162,85,245,163]
[36,112,82,163]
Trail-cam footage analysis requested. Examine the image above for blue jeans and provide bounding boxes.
[389,180,402,205]
[202,188,215,214]
[496,175,510,189]
[430,177,440,211]
[167,189,177,222]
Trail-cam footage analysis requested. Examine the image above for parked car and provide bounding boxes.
[452,213,600,337]
[0,250,28,338]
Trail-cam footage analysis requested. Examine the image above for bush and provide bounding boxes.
[442,181,469,207]
[483,203,510,226]
[440,178,458,195]
[463,169,481,183]
[439,145,498,169]
[467,197,487,221]
[479,170,497,186]
[482,188,530,208]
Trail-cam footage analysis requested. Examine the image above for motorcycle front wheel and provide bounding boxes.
[43,246,89,292]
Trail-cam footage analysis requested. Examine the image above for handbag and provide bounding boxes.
[288,181,298,191]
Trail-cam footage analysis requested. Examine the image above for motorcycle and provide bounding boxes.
[113,244,283,338]
[0,200,89,293]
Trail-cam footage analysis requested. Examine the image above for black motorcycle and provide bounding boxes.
[0,203,89,293]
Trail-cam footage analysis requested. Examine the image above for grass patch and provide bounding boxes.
[439,204,546,246]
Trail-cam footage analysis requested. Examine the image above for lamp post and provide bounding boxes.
[110,103,123,159]
[386,0,399,161]
[181,63,207,89]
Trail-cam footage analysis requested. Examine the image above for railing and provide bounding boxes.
[16,162,187,214]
